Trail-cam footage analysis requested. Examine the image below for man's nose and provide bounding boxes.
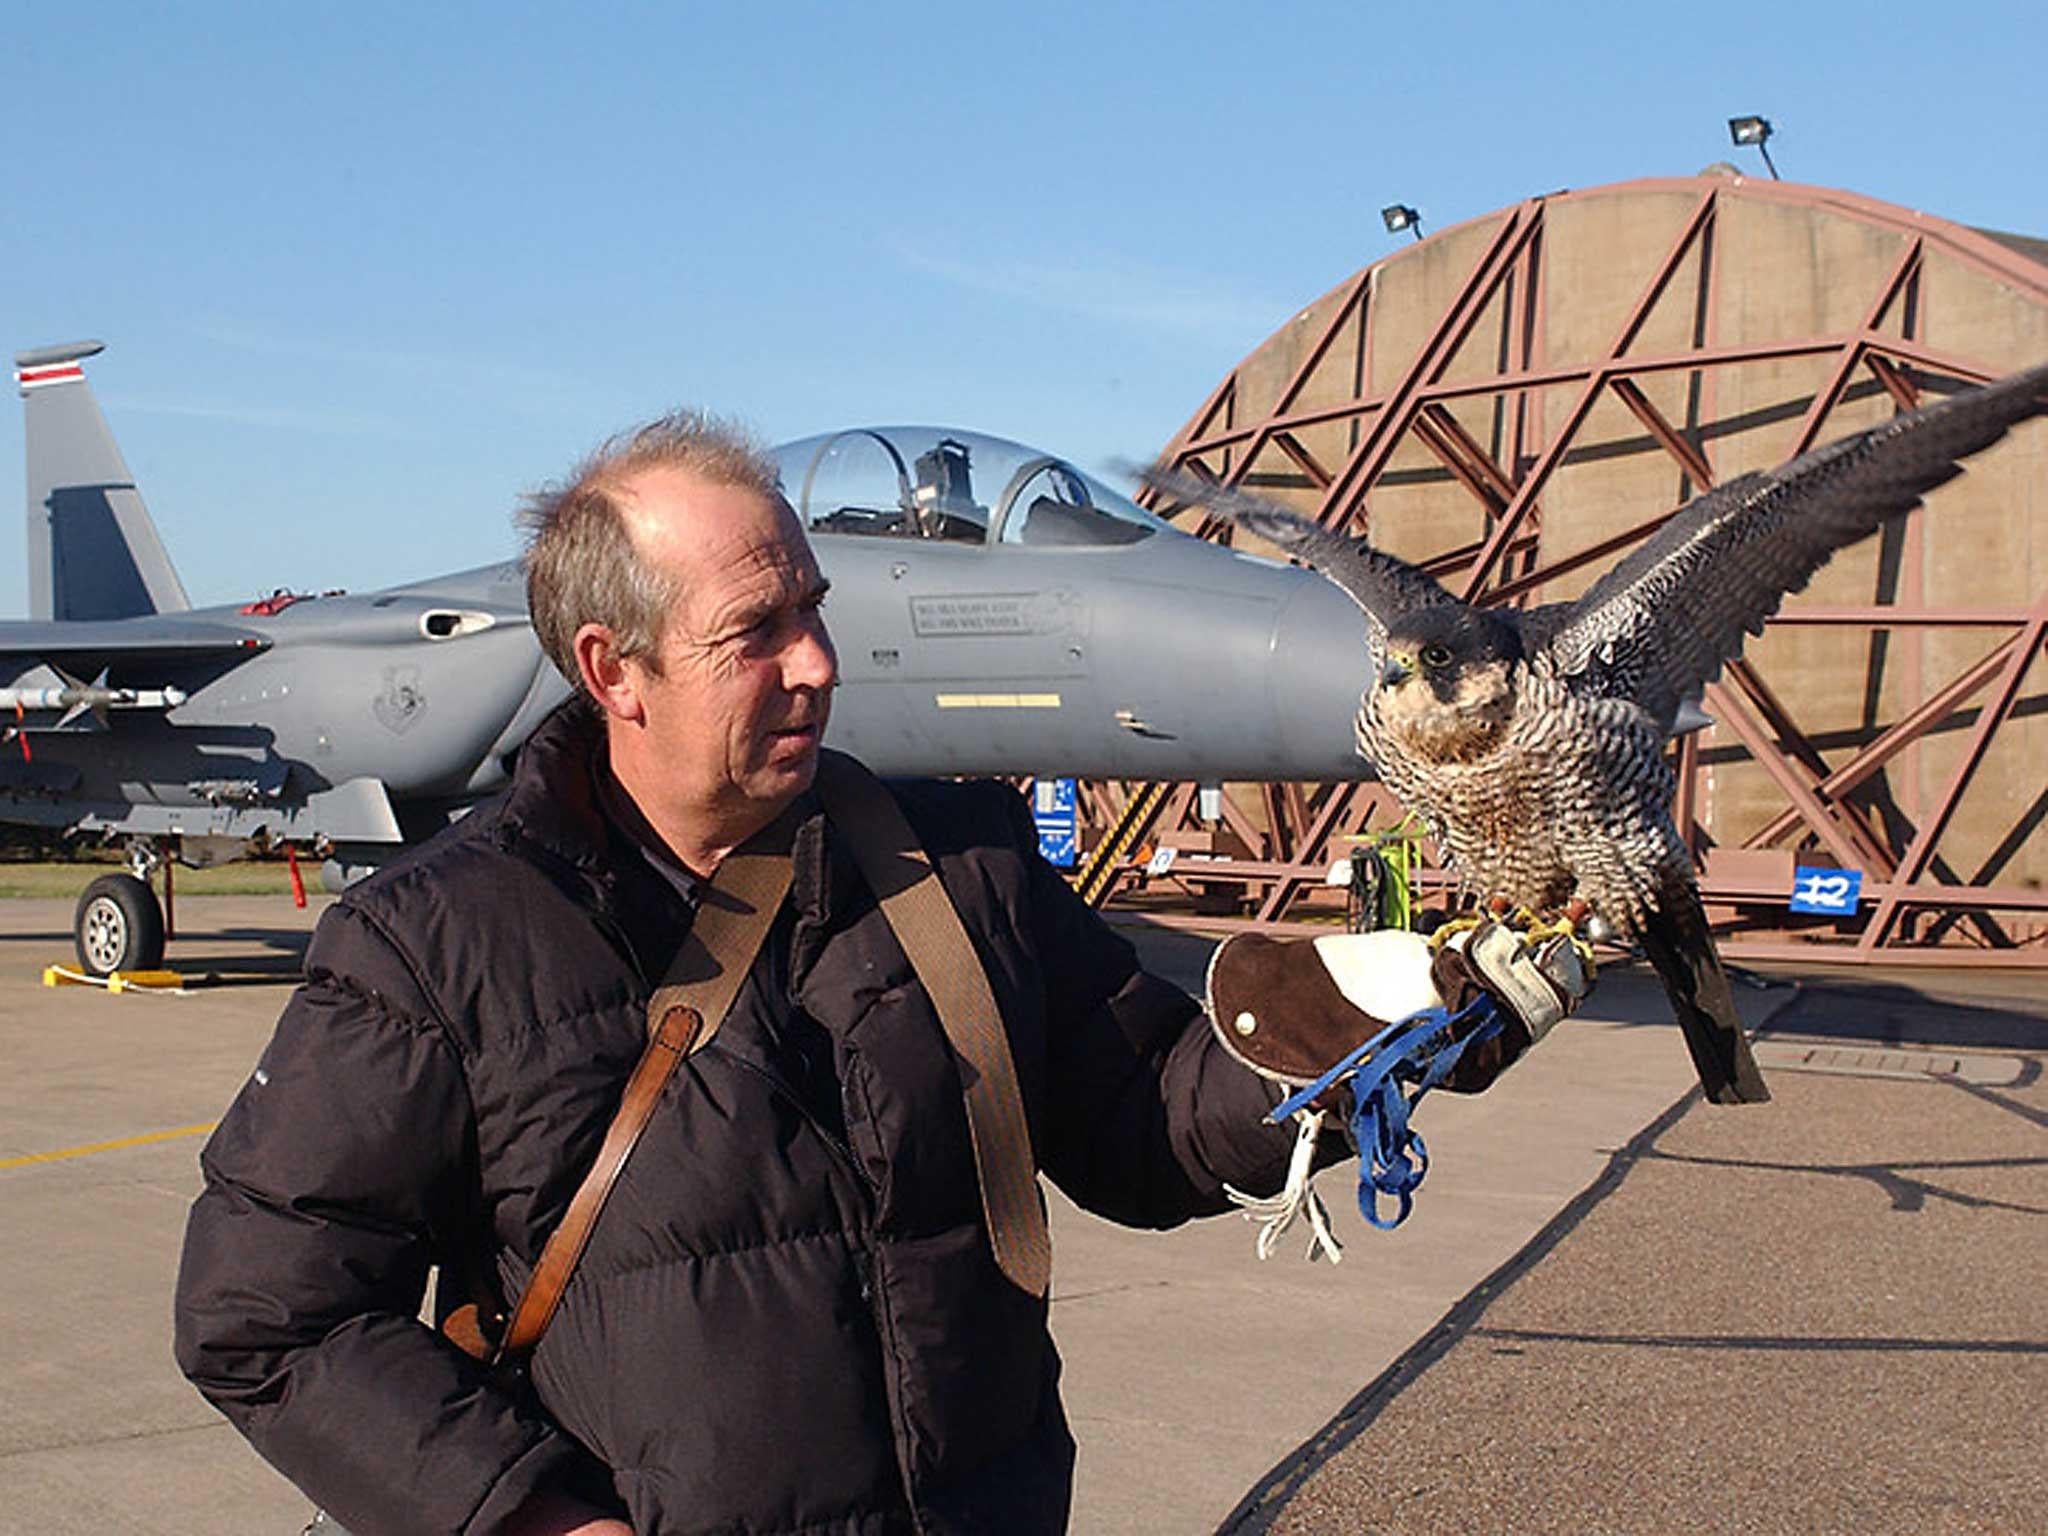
[787,613,838,691]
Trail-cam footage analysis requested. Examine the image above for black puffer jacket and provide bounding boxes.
[174,703,1296,1535]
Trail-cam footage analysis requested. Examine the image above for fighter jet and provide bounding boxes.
[5,343,1373,974]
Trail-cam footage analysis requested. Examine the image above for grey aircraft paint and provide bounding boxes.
[2,345,1374,936]
[18,342,190,621]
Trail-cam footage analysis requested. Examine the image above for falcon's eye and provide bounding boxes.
[1419,643,1454,670]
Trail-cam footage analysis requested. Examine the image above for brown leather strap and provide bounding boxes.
[491,807,798,1363]
[816,754,1051,1298]
[645,813,801,1062]
[495,1001,706,1360]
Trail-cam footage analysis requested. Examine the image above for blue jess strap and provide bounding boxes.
[1268,995,1502,1230]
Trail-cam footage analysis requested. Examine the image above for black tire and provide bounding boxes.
[73,873,165,976]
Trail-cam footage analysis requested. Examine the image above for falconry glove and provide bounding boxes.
[1428,921,1594,1092]
[1205,919,1594,1259]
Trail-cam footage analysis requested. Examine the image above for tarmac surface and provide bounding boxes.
[0,893,2041,1534]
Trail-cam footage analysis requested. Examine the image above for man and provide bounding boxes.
[175,413,1561,1535]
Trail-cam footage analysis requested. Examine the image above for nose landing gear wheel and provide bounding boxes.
[73,873,166,976]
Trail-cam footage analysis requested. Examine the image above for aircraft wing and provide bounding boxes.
[0,617,270,667]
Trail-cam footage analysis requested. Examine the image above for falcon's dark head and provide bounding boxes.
[1373,609,1524,761]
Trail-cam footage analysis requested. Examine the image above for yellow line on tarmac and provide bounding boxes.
[0,1122,216,1170]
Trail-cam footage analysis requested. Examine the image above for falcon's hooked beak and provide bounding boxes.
[1379,651,1414,689]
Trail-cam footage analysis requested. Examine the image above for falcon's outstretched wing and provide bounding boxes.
[1540,360,2048,731]
[1136,465,1457,658]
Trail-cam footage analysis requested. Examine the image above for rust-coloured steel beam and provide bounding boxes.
[1212,786,1270,854]
[1154,376,1238,485]
[1162,269,1373,534]
[1268,273,1373,423]
[1746,634,2023,849]
[1421,403,1519,502]
[1723,661,1833,782]
[1178,334,1850,457]
[1420,530,1541,582]
[1484,511,1675,607]
[1699,679,1877,873]
[1251,783,1401,923]
[1270,430,1334,490]
[1410,409,1508,518]
[1313,204,1545,532]
[1673,730,1704,856]
[1722,662,1900,877]
[1695,871,2048,912]
[1861,603,2048,950]
[1459,190,1719,600]
[1786,240,1921,457]
[1865,351,1922,413]
[1609,375,1716,489]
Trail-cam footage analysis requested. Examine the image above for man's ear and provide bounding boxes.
[573,623,647,724]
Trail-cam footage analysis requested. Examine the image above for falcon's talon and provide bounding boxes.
[1425,915,1482,952]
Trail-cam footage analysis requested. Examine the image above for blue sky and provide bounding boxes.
[4,1,2043,614]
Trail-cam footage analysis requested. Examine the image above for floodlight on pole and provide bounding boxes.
[1727,115,1780,181]
[1381,204,1424,241]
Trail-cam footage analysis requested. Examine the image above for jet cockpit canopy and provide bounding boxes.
[774,427,1166,548]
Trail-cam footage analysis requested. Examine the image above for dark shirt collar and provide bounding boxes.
[590,747,702,910]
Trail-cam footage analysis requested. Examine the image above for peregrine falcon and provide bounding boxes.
[1147,359,2048,1105]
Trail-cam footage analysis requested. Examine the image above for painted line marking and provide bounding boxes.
[0,1122,216,1171]
[933,693,1063,709]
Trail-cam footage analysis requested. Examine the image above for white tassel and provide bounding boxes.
[1223,1109,1342,1263]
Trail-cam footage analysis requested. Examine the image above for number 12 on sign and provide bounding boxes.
[1789,867,1863,915]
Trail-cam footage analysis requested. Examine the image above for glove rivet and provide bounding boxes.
[1234,1010,1258,1036]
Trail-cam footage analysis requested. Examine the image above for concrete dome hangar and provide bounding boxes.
[1094,172,2047,966]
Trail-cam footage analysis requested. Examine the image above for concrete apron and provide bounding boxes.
[1,896,1800,1534]
[1052,929,1789,1534]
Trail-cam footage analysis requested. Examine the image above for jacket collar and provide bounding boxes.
[498,695,615,877]
[502,698,849,939]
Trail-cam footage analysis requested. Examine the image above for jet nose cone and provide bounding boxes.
[1270,572,1374,779]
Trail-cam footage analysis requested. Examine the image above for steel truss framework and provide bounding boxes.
[1084,177,2048,966]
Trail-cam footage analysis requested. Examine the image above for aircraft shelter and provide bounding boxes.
[1079,171,2048,968]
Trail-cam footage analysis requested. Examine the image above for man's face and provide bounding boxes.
[615,465,837,834]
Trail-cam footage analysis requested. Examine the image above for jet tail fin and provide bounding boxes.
[16,341,190,621]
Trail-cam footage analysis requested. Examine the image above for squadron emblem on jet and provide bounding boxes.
[372,667,426,735]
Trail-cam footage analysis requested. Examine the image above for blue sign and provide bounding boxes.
[1789,866,1863,915]
[1032,777,1078,869]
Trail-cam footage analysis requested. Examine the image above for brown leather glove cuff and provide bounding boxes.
[1208,933,1383,1085]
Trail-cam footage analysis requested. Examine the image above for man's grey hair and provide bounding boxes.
[519,409,783,689]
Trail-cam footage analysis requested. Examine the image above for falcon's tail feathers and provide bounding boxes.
[1637,880,1771,1105]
